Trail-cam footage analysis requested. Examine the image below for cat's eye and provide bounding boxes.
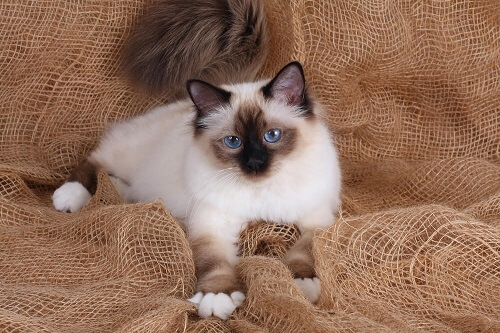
[224,135,242,149]
[264,129,282,143]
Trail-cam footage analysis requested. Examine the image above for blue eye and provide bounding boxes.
[224,136,242,149]
[264,129,282,143]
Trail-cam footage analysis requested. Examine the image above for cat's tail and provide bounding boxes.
[122,0,268,96]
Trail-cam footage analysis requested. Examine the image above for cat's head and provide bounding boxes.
[186,61,324,179]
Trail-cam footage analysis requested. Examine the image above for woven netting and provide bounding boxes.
[1,0,499,332]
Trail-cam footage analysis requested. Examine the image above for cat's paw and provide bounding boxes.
[52,182,91,213]
[188,291,245,320]
[294,277,321,303]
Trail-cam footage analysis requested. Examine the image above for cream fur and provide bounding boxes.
[52,181,91,213]
[294,277,321,303]
[56,79,341,319]
[89,82,341,239]
[188,291,245,320]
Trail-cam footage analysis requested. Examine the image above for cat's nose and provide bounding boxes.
[246,158,264,172]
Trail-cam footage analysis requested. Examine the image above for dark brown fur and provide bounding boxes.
[284,230,316,278]
[67,160,98,195]
[191,237,241,293]
[262,61,314,118]
[122,0,268,96]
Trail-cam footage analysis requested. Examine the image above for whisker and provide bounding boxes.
[173,167,235,216]
[189,171,238,222]
[183,168,236,217]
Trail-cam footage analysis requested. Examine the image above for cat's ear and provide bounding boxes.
[262,61,311,115]
[186,80,231,118]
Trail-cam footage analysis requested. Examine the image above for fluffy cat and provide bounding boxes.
[52,0,341,320]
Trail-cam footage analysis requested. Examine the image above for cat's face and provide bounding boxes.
[187,62,318,179]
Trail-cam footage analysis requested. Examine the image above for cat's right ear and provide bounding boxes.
[186,80,231,119]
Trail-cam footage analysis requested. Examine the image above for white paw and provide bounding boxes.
[52,181,91,212]
[188,291,245,320]
[294,277,321,303]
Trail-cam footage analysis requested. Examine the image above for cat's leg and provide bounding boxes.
[285,206,334,303]
[188,236,244,319]
[284,228,321,303]
[186,208,245,320]
[52,160,97,212]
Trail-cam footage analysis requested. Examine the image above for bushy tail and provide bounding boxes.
[122,0,268,96]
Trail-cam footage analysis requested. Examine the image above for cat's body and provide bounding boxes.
[90,86,339,229]
[53,0,341,321]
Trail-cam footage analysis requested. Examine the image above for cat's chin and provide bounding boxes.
[242,172,268,180]
[240,174,273,185]
[239,166,278,182]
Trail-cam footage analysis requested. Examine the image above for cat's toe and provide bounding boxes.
[197,292,216,318]
[230,291,245,307]
[188,291,204,306]
[52,182,91,213]
[189,291,245,320]
[294,277,321,303]
[212,293,239,320]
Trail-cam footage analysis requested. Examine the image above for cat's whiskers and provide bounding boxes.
[188,171,237,219]
[174,166,235,213]
[188,171,238,223]
[181,167,237,217]
[180,168,234,217]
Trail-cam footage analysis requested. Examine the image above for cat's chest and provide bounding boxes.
[199,173,322,223]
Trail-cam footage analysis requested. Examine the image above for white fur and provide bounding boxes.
[294,277,321,303]
[87,84,341,232]
[188,291,245,320]
[52,181,91,212]
[54,80,341,318]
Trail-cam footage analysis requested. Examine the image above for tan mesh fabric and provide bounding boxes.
[1,0,499,332]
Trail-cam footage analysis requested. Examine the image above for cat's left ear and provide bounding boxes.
[262,61,311,116]
[186,79,231,120]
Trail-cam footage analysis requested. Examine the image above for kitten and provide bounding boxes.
[52,0,341,320]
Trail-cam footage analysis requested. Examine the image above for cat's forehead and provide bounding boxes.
[198,80,306,138]
[220,80,301,126]
[221,80,268,107]
[222,80,269,96]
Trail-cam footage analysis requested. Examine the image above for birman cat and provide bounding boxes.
[53,0,341,320]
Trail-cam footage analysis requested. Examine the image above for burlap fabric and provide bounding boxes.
[0,0,498,332]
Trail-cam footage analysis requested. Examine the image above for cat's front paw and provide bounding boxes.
[294,277,321,303]
[188,291,245,320]
[52,182,91,212]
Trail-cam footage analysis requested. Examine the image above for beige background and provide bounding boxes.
[0,0,498,332]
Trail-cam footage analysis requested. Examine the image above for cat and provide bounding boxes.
[52,0,341,320]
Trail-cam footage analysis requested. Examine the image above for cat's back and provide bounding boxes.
[89,100,195,182]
